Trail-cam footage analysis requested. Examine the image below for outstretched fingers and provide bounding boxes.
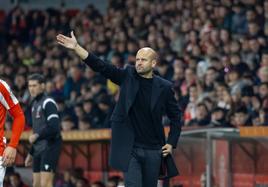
[56,34,68,43]
[57,40,66,47]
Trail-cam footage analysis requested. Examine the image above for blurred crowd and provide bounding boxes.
[54,168,124,187]
[2,167,123,187]
[1,0,268,132]
[3,168,29,187]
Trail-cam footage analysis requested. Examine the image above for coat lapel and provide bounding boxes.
[151,76,164,111]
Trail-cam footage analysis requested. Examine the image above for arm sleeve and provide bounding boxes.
[0,80,25,148]
[29,146,34,156]
[165,85,182,148]
[36,98,60,140]
[8,104,25,148]
[84,53,127,85]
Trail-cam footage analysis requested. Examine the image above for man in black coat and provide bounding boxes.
[57,31,182,187]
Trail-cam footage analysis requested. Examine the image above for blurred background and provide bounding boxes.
[0,0,268,186]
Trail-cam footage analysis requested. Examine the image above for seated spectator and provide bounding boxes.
[229,53,250,76]
[53,73,66,100]
[188,103,211,126]
[226,66,247,97]
[233,106,253,127]
[94,95,114,128]
[64,65,86,99]
[184,84,200,125]
[252,112,261,126]
[74,103,85,122]
[61,115,75,131]
[55,169,75,187]
[9,172,29,187]
[78,116,91,130]
[260,50,268,67]
[251,95,262,117]
[75,177,89,187]
[91,181,105,187]
[91,77,107,98]
[203,67,218,93]
[241,85,255,113]
[259,82,268,100]
[216,83,231,109]
[107,176,123,187]
[210,107,230,127]
[82,99,97,123]
[258,66,268,83]
[59,168,84,187]
[56,98,75,120]
[260,108,268,126]
[2,0,268,131]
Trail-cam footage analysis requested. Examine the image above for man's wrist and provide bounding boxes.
[74,44,89,60]
[73,42,79,51]
[74,42,82,54]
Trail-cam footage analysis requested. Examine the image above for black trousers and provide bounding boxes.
[124,147,162,187]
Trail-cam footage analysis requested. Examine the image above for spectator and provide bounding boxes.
[234,106,253,127]
[55,169,75,187]
[75,177,88,187]
[9,172,29,187]
[188,103,210,126]
[184,84,199,125]
[210,107,229,127]
[94,95,114,128]
[61,115,75,131]
[64,65,86,99]
[1,0,268,134]
[78,116,91,130]
[91,181,105,187]
[259,82,268,99]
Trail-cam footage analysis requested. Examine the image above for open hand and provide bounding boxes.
[56,31,78,50]
[2,146,17,167]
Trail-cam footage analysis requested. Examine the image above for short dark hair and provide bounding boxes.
[260,82,268,88]
[235,106,248,114]
[10,172,21,179]
[62,115,73,122]
[28,74,45,84]
[79,116,91,124]
[197,103,209,112]
[241,85,254,97]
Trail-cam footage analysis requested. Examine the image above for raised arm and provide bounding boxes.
[56,31,126,85]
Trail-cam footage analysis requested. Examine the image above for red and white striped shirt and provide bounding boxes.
[0,79,25,155]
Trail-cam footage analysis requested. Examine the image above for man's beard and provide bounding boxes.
[136,67,152,75]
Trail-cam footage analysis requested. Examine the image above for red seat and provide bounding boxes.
[255,175,268,184]
[108,171,123,178]
[84,171,103,183]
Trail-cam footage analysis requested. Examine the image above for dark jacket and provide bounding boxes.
[84,53,182,171]
[30,93,61,156]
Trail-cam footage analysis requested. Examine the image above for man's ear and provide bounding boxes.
[152,59,157,68]
[41,83,46,90]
